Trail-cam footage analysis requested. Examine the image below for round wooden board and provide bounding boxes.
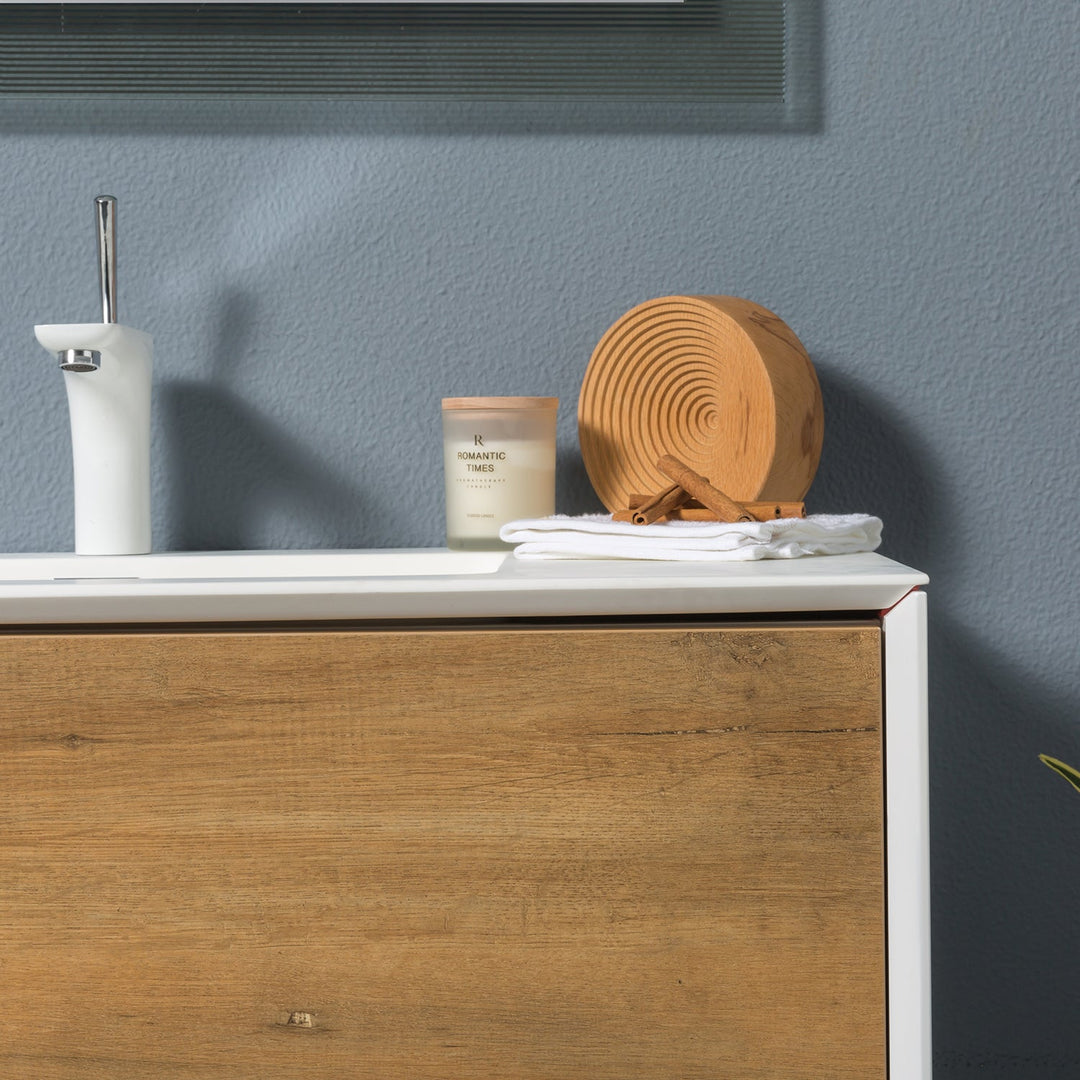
[577,295,824,511]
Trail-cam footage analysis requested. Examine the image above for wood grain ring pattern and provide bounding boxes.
[577,295,824,511]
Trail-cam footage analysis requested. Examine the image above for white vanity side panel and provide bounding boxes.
[883,589,931,1080]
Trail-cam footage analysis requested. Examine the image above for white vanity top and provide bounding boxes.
[0,549,927,624]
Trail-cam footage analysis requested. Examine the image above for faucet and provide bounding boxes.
[35,196,153,555]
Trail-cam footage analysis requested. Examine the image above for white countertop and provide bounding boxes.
[0,549,927,624]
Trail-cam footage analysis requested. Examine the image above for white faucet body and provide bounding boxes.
[35,322,153,555]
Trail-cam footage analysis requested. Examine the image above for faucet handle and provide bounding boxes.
[95,194,117,325]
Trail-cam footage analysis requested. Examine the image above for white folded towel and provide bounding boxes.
[499,513,883,562]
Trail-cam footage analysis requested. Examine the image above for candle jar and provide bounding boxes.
[442,397,558,550]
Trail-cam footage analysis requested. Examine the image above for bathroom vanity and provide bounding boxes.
[0,551,929,1079]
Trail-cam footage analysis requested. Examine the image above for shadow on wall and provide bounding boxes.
[160,382,375,551]
[929,618,1080,1077]
[557,443,608,518]
[157,291,409,551]
[810,363,938,568]
[814,361,1080,1076]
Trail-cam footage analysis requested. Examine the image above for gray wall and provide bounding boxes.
[2,3,1078,1074]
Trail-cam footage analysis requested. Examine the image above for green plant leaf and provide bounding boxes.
[1039,754,1080,794]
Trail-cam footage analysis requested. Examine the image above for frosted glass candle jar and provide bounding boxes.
[442,397,558,550]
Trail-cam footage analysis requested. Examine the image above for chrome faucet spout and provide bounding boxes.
[96,194,117,325]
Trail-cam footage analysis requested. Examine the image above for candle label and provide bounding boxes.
[457,445,508,474]
[444,433,555,540]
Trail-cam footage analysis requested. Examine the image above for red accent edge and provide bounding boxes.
[879,585,921,620]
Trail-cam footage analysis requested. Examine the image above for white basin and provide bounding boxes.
[0,549,507,583]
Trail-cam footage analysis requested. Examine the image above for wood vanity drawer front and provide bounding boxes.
[0,624,884,1079]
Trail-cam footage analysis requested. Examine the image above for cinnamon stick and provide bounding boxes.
[630,483,691,525]
[663,505,805,522]
[655,455,754,522]
[744,501,806,520]
[628,495,806,521]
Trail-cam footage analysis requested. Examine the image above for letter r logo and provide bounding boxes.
[474,435,484,446]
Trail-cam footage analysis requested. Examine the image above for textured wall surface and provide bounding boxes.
[1,2,1078,1074]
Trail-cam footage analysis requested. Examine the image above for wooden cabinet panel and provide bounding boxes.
[0,623,883,1079]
